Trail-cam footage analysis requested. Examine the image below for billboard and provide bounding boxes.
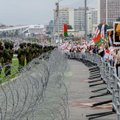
[113,22,120,45]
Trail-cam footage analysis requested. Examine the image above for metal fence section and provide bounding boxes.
[68,51,120,120]
[0,49,69,120]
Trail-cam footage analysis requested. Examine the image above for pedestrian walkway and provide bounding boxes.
[64,59,115,120]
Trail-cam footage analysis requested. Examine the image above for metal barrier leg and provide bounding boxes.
[87,111,115,120]
[88,75,101,80]
[89,92,110,99]
[86,111,114,117]
[91,87,107,93]
[88,79,102,84]
[117,115,120,120]
[89,82,104,87]
[92,100,112,107]
[89,69,100,73]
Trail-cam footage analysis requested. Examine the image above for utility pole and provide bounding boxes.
[84,0,87,41]
[55,1,60,44]
[52,2,58,44]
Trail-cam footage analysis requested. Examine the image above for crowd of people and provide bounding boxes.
[0,41,55,77]
[60,40,120,77]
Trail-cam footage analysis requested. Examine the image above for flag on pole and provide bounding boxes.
[64,24,68,37]
[93,35,104,45]
[101,24,105,38]
[94,27,100,37]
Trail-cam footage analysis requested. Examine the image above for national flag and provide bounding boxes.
[101,24,105,38]
[64,24,68,37]
[92,27,100,41]
[93,35,103,45]
[94,27,100,37]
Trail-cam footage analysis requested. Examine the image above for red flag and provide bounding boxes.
[64,24,68,37]
[64,24,68,32]
[93,35,101,43]
[92,35,103,45]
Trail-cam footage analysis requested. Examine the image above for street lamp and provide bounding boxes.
[55,0,63,44]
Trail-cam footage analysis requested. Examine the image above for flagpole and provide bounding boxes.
[85,0,87,41]
[106,0,108,24]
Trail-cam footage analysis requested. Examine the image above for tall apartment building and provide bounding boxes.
[54,8,69,32]
[100,0,120,24]
[74,8,85,31]
[54,7,98,34]
[54,7,87,32]
[87,9,98,33]
[47,20,54,35]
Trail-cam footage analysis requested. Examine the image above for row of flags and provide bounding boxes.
[63,23,107,46]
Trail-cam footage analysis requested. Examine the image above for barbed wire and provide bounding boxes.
[0,49,69,120]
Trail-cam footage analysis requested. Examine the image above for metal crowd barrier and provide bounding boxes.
[68,51,120,120]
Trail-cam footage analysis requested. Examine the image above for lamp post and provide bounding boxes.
[84,0,87,41]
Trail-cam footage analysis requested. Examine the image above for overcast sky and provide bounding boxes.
[0,0,98,25]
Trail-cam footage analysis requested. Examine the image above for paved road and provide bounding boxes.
[64,59,116,120]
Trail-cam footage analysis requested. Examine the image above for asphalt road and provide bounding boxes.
[64,59,116,120]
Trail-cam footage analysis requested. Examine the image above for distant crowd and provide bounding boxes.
[60,41,120,77]
[0,41,55,77]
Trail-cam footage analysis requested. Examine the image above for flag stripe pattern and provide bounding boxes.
[64,24,68,37]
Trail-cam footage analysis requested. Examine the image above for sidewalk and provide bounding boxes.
[64,59,115,120]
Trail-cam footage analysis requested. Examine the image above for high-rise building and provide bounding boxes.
[100,0,120,24]
[46,20,54,35]
[54,8,70,33]
[74,8,85,31]
[54,7,98,35]
[100,0,106,23]
[87,9,98,34]
[54,7,87,32]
